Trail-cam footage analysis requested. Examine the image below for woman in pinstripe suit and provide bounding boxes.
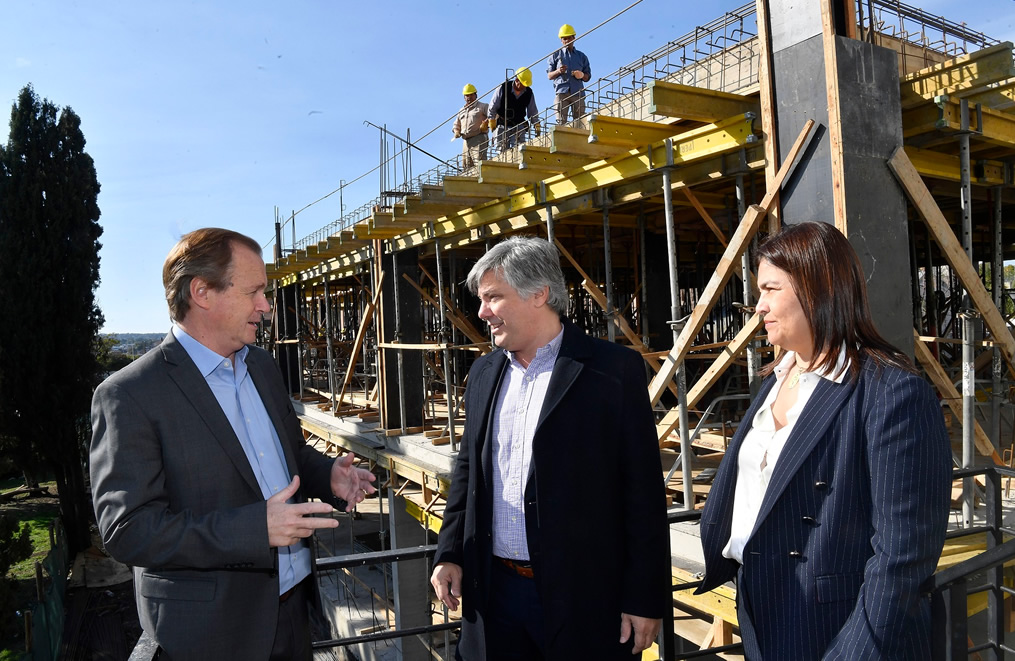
[697,222,952,659]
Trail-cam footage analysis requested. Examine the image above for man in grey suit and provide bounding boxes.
[90,228,377,661]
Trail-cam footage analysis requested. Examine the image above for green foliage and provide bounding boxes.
[0,84,104,553]
[0,513,32,642]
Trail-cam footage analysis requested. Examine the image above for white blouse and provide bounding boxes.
[722,349,849,564]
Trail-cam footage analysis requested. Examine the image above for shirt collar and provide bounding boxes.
[173,325,250,378]
[503,325,565,367]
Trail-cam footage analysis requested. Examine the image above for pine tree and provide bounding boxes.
[0,85,104,553]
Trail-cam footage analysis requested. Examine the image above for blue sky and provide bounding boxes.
[2,1,1013,332]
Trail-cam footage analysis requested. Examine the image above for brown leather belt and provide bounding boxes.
[279,580,302,603]
[496,556,534,579]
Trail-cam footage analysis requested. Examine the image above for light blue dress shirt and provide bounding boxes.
[173,326,311,594]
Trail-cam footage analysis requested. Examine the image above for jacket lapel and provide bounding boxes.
[751,377,856,533]
[473,352,509,480]
[535,322,587,431]
[162,334,263,496]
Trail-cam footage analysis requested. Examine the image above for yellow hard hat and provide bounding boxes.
[515,67,533,88]
[462,83,477,96]
[558,23,576,38]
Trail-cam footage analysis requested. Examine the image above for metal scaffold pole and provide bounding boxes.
[602,197,616,343]
[735,167,760,397]
[992,187,1004,448]
[434,230,457,452]
[392,250,407,434]
[661,139,693,511]
[324,278,337,414]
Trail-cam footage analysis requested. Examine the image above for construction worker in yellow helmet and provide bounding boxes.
[548,22,591,126]
[453,83,489,170]
[488,67,540,152]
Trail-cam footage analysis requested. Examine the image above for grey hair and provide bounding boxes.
[466,236,568,315]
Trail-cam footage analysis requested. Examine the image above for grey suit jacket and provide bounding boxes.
[698,358,952,659]
[90,332,338,661]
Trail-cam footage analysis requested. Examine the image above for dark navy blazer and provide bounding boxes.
[698,358,952,659]
[435,320,670,660]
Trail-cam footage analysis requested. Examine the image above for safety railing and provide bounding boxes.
[929,464,1015,660]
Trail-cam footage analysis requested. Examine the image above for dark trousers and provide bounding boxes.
[485,559,546,661]
[271,578,312,661]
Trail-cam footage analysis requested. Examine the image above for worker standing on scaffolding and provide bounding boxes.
[454,83,489,170]
[488,67,540,152]
[547,23,591,126]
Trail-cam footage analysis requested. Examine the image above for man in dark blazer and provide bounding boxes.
[90,228,377,661]
[697,360,952,658]
[430,236,669,660]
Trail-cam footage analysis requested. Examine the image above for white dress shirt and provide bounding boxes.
[490,328,564,560]
[723,349,849,564]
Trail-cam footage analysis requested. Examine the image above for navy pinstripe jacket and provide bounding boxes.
[698,358,952,659]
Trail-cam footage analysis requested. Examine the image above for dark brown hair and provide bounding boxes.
[162,228,262,322]
[756,221,914,381]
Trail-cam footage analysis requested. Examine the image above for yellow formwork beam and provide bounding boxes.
[903,145,1007,185]
[390,114,757,251]
[442,175,517,200]
[588,114,687,147]
[353,220,404,240]
[478,160,548,186]
[900,42,1015,109]
[278,246,372,287]
[550,125,629,159]
[649,80,759,122]
[404,498,444,535]
[673,566,737,626]
[519,145,595,172]
[962,79,1015,111]
[904,95,1015,149]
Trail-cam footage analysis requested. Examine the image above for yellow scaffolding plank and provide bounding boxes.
[478,161,548,186]
[442,175,517,200]
[588,115,687,148]
[649,80,759,122]
[904,95,1015,152]
[900,42,1015,109]
[550,125,629,159]
[518,145,595,172]
[903,145,1007,185]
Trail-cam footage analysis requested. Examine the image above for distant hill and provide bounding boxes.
[101,332,165,356]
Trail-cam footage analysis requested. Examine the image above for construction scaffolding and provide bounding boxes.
[260,1,1015,658]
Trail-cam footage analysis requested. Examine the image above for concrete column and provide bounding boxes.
[388,490,430,661]
[768,1,914,356]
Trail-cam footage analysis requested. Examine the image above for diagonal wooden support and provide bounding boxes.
[648,119,816,405]
[401,274,489,348]
[337,271,386,409]
[913,330,1001,463]
[888,147,1015,381]
[682,187,759,292]
[656,313,764,442]
[554,239,682,400]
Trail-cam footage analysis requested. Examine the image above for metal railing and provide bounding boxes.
[929,465,1015,660]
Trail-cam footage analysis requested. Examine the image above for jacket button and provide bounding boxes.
[814,481,828,490]
[802,516,816,525]
[789,551,802,558]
